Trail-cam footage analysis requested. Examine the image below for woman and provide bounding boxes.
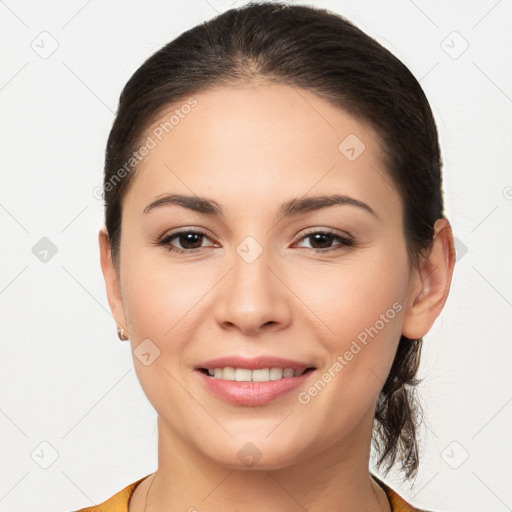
[78,2,455,511]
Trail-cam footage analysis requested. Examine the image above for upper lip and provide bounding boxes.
[196,356,315,372]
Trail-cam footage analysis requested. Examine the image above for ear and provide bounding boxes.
[98,227,128,336]
[401,218,456,340]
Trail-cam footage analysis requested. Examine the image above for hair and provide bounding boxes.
[103,1,444,480]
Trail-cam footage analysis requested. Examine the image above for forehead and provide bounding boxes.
[124,84,400,221]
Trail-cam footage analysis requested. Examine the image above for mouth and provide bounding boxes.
[197,366,315,381]
[194,357,316,406]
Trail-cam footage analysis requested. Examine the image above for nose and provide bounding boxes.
[214,246,292,336]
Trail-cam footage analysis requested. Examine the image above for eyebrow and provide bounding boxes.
[143,193,378,220]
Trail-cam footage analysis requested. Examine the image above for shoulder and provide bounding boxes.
[371,473,436,512]
[71,476,147,512]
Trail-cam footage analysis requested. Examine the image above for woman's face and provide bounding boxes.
[111,84,421,469]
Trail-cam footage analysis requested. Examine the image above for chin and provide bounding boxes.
[195,433,311,471]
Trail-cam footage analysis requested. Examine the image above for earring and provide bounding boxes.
[117,327,129,341]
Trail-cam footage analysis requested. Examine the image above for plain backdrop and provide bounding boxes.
[1,1,511,511]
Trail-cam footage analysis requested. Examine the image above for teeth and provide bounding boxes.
[235,368,252,381]
[205,367,307,381]
[223,367,235,380]
[252,368,270,382]
[270,367,283,380]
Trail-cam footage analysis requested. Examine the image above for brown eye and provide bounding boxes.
[308,233,336,249]
[295,230,354,253]
[158,229,214,254]
[175,232,205,250]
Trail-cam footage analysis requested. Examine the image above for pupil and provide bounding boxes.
[311,233,332,249]
[180,233,202,249]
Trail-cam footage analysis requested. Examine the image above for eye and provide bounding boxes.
[157,229,215,254]
[294,230,354,253]
[156,228,354,255]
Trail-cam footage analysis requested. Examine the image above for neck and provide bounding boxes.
[136,413,391,512]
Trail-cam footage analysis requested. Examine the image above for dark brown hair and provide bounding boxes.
[103,2,444,480]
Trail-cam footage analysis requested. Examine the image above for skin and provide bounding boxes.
[99,83,455,512]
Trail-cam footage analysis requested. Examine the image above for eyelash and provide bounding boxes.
[157,228,354,255]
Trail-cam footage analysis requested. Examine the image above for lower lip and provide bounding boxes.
[196,370,314,406]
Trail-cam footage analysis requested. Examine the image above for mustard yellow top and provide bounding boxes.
[73,473,432,512]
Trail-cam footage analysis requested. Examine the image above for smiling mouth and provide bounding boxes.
[198,367,316,382]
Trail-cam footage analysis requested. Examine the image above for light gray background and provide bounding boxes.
[1,1,511,511]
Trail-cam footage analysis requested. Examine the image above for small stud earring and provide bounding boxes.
[117,327,129,341]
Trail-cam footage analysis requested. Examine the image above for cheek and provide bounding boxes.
[121,255,207,341]
[119,252,212,410]
[292,243,409,382]
[299,246,408,334]
[289,251,408,440]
